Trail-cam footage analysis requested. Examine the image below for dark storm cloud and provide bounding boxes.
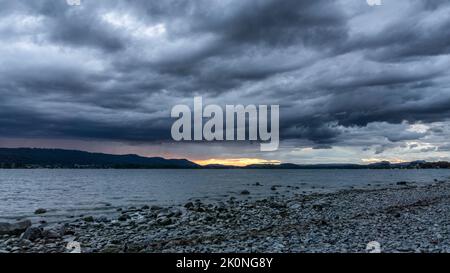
[351,0,450,61]
[1,0,450,155]
[0,0,125,51]
[312,145,333,150]
[188,0,347,47]
[438,144,450,152]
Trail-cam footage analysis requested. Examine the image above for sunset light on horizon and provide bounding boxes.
[193,158,281,167]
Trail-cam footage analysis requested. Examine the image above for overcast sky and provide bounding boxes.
[1,0,450,164]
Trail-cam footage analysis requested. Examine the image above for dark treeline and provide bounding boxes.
[1,148,450,169]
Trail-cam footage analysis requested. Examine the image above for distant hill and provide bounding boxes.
[202,164,240,169]
[0,148,199,169]
[245,163,364,169]
[244,161,450,169]
[0,148,449,169]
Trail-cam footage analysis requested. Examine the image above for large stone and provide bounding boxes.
[312,201,330,211]
[0,220,32,235]
[270,202,287,209]
[156,217,172,226]
[95,216,109,223]
[169,208,183,217]
[125,242,146,253]
[215,202,228,212]
[20,227,43,241]
[150,205,163,211]
[82,216,94,222]
[157,209,172,218]
[289,203,302,210]
[42,229,61,239]
[34,208,47,214]
[184,202,195,209]
[101,244,122,253]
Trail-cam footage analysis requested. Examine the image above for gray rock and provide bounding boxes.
[18,239,32,247]
[169,208,183,217]
[42,229,61,239]
[125,242,146,253]
[157,209,172,218]
[83,216,94,222]
[289,203,302,210]
[215,202,227,212]
[312,201,329,211]
[0,220,32,235]
[195,207,206,213]
[95,216,109,223]
[157,217,172,226]
[11,246,20,252]
[20,227,43,241]
[241,190,250,195]
[34,208,47,214]
[270,202,287,209]
[150,205,163,211]
[101,244,122,253]
[59,224,75,236]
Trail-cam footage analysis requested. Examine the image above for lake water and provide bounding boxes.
[1,169,450,223]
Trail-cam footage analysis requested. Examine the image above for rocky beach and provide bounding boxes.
[1,180,450,253]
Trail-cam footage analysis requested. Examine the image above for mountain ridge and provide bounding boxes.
[0,148,449,169]
[0,148,199,169]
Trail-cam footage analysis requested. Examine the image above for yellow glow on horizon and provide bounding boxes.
[194,158,281,167]
[362,158,408,164]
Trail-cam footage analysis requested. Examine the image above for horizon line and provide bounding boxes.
[0,146,439,168]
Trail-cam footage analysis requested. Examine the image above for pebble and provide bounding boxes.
[34,208,47,215]
[82,216,94,223]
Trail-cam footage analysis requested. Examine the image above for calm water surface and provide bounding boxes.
[1,169,450,222]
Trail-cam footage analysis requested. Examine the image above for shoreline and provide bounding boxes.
[1,180,450,253]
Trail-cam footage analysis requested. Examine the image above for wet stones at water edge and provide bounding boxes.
[83,216,95,222]
[2,180,450,253]
[20,227,42,241]
[0,220,31,235]
[34,208,47,214]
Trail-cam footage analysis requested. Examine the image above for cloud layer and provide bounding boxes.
[1,0,450,163]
